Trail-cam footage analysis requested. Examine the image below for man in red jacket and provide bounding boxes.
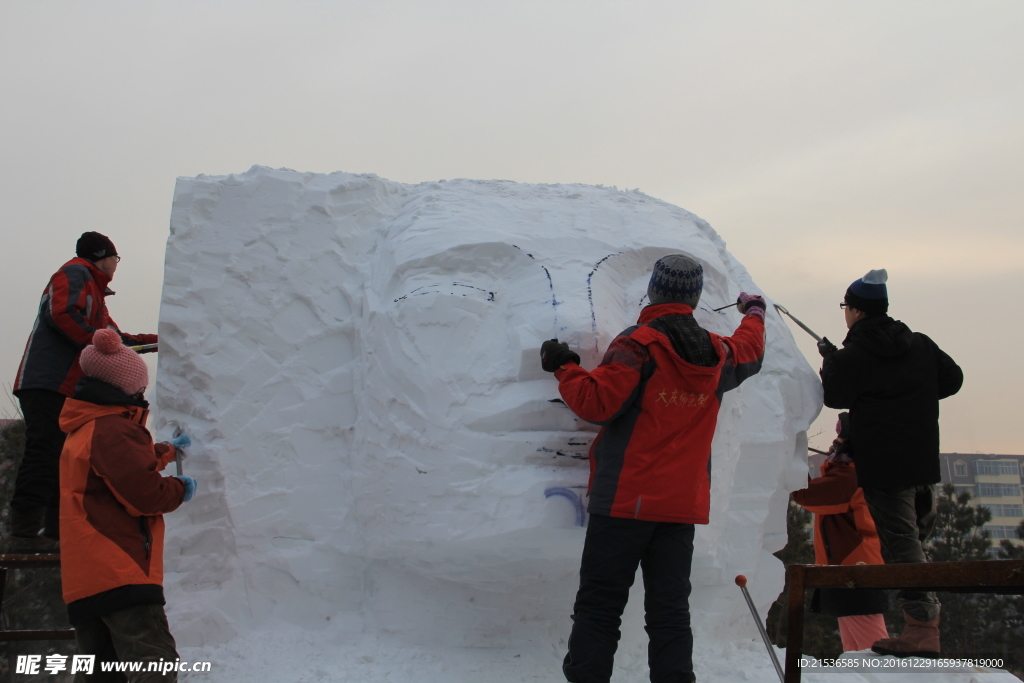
[8,232,157,552]
[542,254,766,683]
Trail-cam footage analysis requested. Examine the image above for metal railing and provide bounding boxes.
[784,560,1024,683]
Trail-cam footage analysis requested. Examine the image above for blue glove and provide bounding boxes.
[171,434,191,450]
[176,476,197,502]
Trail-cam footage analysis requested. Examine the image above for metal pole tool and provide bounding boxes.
[773,304,823,343]
[735,574,785,683]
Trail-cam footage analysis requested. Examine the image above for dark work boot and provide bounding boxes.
[6,506,60,554]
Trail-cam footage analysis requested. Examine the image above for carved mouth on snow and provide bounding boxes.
[465,399,598,434]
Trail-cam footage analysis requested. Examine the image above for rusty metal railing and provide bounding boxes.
[0,554,75,641]
[784,560,1024,683]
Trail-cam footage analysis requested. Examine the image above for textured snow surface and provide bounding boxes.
[156,165,834,680]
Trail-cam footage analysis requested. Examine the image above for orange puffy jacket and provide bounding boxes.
[59,393,185,605]
[792,460,884,567]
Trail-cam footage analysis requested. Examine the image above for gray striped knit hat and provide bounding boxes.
[647,254,703,307]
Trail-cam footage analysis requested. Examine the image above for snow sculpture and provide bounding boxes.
[156,167,821,656]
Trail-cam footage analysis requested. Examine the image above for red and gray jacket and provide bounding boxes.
[14,257,157,397]
[555,303,765,524]
[792,460,884,567]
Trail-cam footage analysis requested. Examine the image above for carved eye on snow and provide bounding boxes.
[393,282,496,303]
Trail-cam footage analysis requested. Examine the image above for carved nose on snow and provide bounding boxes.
[517,347,551,381]
[465,399,590,433]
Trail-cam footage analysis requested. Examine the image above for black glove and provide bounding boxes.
[540,339,581,372]
[817,337,838,357]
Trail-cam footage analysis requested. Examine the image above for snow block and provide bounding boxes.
[156,166,821,655]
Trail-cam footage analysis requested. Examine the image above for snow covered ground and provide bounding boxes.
[156,167,1018,682]
[178,625,1019,683]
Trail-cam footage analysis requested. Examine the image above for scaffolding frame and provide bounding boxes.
[784,560,1024,683]
[0,554,74,641]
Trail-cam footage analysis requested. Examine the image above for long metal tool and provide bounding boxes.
[736,574,785,683]
[131,343,158,353]
[773,304,823,343]
[713,302,739,312]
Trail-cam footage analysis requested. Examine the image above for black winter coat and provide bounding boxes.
[819,315,962,489]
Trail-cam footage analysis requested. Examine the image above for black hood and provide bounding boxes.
[73,377,149,409]
[843,315,914,359]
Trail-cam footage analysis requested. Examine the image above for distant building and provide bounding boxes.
[940,453,1024,549]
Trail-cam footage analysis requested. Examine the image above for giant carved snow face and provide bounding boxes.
[354,183,738,580]
[160,173,818,649]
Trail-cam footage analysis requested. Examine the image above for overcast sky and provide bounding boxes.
[2,1,1021,454]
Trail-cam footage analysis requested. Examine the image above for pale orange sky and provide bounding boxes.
[1,1,1021,454]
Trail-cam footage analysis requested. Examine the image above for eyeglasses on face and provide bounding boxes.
[839,302,848,309]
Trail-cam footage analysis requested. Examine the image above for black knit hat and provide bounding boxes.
[76,232,118,262]
[647,254,703,307]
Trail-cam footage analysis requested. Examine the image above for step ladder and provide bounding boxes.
[0,554,74,641]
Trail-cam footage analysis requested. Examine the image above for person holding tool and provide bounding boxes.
[542,254,766,683]
[8,232,157,552]
[59,328,194,680]
[792,412,889,652]
[818,269,962,658]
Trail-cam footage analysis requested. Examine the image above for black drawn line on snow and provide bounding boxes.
[587,253,622,352]
[394,282,494,303]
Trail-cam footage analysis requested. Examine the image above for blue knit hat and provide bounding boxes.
[647,254,703,307]
[844,268,888,315]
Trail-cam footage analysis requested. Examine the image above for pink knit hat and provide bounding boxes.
[79,329,149,396]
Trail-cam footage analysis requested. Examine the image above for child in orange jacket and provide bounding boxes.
[59,329,196,679]
[792,413,889,652]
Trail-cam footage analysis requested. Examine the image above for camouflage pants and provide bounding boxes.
[862,484,941,622]
[73,603,179,683]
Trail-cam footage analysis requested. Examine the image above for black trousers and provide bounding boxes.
[11,389,67,519]
[564,514,696,683]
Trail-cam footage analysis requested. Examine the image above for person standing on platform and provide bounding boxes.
[818,269,963,658]
[8,232,157,552]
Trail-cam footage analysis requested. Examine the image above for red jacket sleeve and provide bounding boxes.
[723,312,765,366]
[792,463,858,515]
[153,442,177,472]
[45,266,99,346]
[717,313,766,394]
[106,315,158,347]
[89,418,185,516]
[555,335,648,425]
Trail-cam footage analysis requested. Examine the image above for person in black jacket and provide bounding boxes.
[818,268,962,658]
